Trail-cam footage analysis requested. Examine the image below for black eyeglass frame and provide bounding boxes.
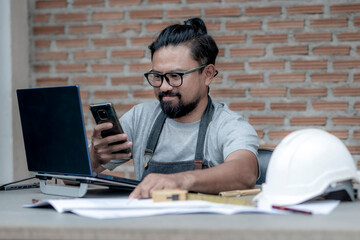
[144,65,218,88]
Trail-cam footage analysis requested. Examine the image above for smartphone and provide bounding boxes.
[89,103,131,154]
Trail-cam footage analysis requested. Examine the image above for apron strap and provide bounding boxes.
[144,96,214,168]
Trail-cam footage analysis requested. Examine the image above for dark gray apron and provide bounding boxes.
[141,97,214,180]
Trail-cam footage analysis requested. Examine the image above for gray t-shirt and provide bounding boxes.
[103,100,259,180]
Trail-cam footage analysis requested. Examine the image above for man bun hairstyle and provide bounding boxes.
[149,18,219,67]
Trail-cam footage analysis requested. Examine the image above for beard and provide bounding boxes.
[158,91,201,119]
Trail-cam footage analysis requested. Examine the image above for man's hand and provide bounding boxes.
[128,173,190,199]
[89,122,132,172]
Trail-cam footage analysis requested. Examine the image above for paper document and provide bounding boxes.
[24,197,340,219]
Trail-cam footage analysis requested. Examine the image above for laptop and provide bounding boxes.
[16,85,139,197]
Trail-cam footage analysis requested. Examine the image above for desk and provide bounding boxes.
[1,187,360,240]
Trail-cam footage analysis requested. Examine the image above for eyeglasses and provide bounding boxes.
[144,65,206,88]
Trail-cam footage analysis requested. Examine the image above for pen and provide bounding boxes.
[272,205,312,215]
[219,188,261,197]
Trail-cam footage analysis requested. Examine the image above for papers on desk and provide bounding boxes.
[23,197,340,219]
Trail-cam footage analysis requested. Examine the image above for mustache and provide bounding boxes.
[158,91,181,100]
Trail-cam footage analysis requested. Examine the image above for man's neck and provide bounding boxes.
[172,96,209,123]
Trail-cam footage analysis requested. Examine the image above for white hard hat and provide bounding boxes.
[254,128,360,207]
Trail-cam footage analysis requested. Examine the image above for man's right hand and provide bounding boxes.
[89,122,132,172]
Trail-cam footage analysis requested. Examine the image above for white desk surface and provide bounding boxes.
[1,187,360,240]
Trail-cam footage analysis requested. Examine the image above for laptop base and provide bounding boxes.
[39,179,88,198]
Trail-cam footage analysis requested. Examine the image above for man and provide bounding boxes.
[89,18,259,199]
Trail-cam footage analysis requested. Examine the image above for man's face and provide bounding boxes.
[151,45,207,119]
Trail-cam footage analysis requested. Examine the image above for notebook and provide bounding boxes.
[16,85,139,197]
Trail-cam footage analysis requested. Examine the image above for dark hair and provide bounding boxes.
[149,18,219,67]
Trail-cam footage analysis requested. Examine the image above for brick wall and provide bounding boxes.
[29,0,360,177]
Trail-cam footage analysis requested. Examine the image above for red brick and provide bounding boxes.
[131,36,155,46]
[73,76,106,85]
[93,37,126,46]
[211,89,246,98]
[312,101,348,111]
[229,74,263,83]
[146,22,177,32]
[229,101,265,111]
[291,60,327,69]
[249,116,284,125]
[295,33,332,42]
[250,88,286,97]
[93,11,124,20]
[109,0,141,6]
[333,116,360,126]
[328,130,349,140]
[213,35,246,44]
[226,21,262,30]
[331,3,360,13]
[94,90,127,99]
[57,38,88,47]
[34,65,50,73]
[269,73,305,83]
[273,45,308,55]
[231,47,265,57]
[167,8,201,18]
[268,19,304,29]
[338,32,360,42]
[129,62,152,72]
[354,102,360,109]
[148,0,180,3]
[288,4,323,14]
[55,13,87,22]
[35,40,51,48]
[56,64,87,73]
[271,102,307,111]
[216,62,245,71]
[111,76,144,85]
[291,116,327,126]
[36,0,67,8]
[36,51,68,60]
[268,130,293,140]
[133,90,155,98]
[107,23,141,33]
[73,0,105,8]
[311,18,347,28]
[311,73,348,82]
[205,7,241,17]
[355,17,360,27]
[333,87,360,96]
[333,60,360,69]
[92,63,124,72]
[354,130,360,139]
[74,50,106,60]
[348,145,360,155]
[36,77,68,86]
[256,129,264,139]
[313,46,350,55]
[69,25,102,34]
[188,0,219,2]
[111,49,145,59]
[246,6,281,16]
[290,88,327,97]
[33,26,64,35]
[355,74,360,82]
[252,34,287,43]
[130,9,163,19]
[249,60,284,70]
[34,14,50,22]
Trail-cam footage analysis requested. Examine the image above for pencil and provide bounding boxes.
[272,205,312,215]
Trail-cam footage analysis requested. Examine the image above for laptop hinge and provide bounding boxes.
[39,179,88,198]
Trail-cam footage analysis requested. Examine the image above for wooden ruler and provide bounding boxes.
[152,189,255,207]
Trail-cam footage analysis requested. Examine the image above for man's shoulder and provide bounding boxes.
[212,101,244,122]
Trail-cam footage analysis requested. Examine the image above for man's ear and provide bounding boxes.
[203,64,216,86]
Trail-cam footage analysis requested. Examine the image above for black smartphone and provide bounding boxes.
[89,103,131,154]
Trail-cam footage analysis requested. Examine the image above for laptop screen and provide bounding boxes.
[17,85,92,176]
